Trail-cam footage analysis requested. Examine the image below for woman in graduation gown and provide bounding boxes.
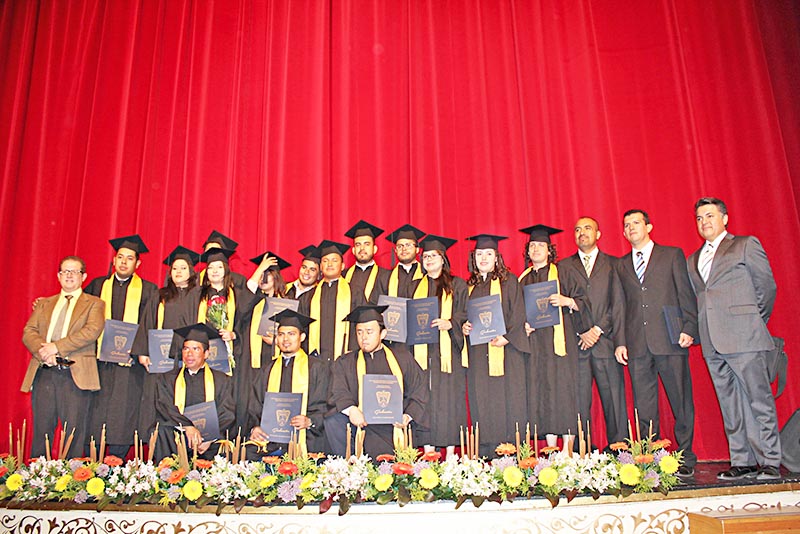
[133,246,202,438]
[461,234,529,458]
[198,248,258,435]
[517,225,587,439]
[412,235,468,455]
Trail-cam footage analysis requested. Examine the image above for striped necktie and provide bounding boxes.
[583,255,592,277]
[51,295,73,342]
[699,243,715,283]
[635,251,645,283]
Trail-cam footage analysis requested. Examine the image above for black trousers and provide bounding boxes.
[30,367,93,459]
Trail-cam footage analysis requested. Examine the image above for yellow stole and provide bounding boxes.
[344,264,380,302]
[357,345,404,447]
[97,274,143,358]
[174,363,215,414]
[388,263,423,296]
[197,289,237,327]
[464,277,504,376]
[308,278,351,360]
[412,276,454,373]
[267,349,310,449]
[518,263,566,356]
[157,301,165,329]
[249,298,268,368]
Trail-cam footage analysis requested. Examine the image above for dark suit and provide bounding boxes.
[22,292,105,458]
[687,233,780,467]
[617,243,698,466]
[561,251,628,446]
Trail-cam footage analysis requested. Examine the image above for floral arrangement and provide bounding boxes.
[0,437,684,514]
[206,294,234,367]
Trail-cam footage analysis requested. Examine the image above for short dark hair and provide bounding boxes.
[694,197,728,216]
[623,209,650,225]
[576,216,600,231]
[59,255,86,273]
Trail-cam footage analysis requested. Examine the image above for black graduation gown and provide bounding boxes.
[154,366,235,461]
[85,274,158,446]
[413,275,468,447]
[465,275,529,456]
[519,263,587,435]
[247,354,330,453]
[388,263,423,298]
[131,286,201,436]
[298,279,358,362]
[344,264,390,306]
[330,345,429,458]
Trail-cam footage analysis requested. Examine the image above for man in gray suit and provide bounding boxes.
[616,209,698,478]
[561,217,628,450]
[688,197,780,480]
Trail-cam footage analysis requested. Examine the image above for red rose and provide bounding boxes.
[392,462,414,476]
[278,462,298,476]
[0,466,8,477]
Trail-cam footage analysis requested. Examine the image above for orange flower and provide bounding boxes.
[495,443,517,456]
[158,458,175,470]
[167,468,187,484]
[307,452,326,460]
[0,452,9,459]
[262,456,281,465]
[103,455,123,467]
[376,454,395,463]
[194,459,213,469]
[421,450,442,462]
[652,439,671,450]
[73,467,93,482]
[519,457,538,470]
[71,457,91,462]
[278,462,298,476]
[392,462,414,476]
[634,454,654,464]
[0,466,8,477]
[609,442,629,451]
[540,446,560,455]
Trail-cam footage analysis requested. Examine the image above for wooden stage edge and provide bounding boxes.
[1,472,799,533]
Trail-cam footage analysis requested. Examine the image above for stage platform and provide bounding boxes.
[1,462,798,534]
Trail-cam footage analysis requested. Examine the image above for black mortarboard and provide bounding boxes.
[343,305,389,325]
[249,251,291,271]
[385,224,426,244]
[203,230,239,251]
[420,234,457,252]
[466,234,508,250]
[109,234,149,254]
[344,220,384,240]
[163,246,201,267]
[270,309,315,331]
[519,224,563,244]
[200,248,234,264]
[318,240,350,258]
[299,244,322,265]
[174,323,220,346]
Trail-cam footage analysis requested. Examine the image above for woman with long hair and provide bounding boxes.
[461,234,529,457]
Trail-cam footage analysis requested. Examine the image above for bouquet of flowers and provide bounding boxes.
[206,294,234,369]
[609,436,682,496]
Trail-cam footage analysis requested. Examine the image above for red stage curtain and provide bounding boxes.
[2,0,798,460]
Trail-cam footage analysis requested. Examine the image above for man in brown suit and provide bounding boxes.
[22,256,105,458]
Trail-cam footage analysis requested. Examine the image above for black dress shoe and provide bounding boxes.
[676,466,694,478]
[756,465,781,480]
[717,465,758,480]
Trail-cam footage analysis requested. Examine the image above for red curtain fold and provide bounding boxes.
[2,0,798,460]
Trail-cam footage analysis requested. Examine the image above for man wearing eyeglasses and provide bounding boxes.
[22,256,105,458]
[385,225,427,299]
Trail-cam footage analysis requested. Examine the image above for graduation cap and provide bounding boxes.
[173,323,220,347]
[299,244,322,265]
[344,220,384,240]
[420,234,457,252]
[343,305,390,325]
[249,251,291,271]
[200,248,234,265]
[385,224,426,244]
[203,230,239,251]
[269,309,315,332]
[519,224,563,244]
[163,246,201,267]
[466,234,507,250]
[318,240,350,258]
[109,234,149,254]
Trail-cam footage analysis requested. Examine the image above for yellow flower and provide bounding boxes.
[86,477,105,496]
[300,473,316,489]
[503,466,524,488]
[182,480,203,501]
[537,467,558,487]
[373,474,393,492]
[5,473,22,491]
[659,455,679,474]
[259,475,277,488]
[419,468,439,490]
[55,474,72,492]
[619,464,641,485]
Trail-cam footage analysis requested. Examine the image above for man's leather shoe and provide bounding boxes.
[717,465,758,480]
[756,466,781,480]
[676,466,694,478]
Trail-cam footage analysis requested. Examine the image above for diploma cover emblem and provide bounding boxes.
[536,297,550,313]
[416,313,429,328]
[114,335,127,350]
[160,343,171,358]
[275,409,291,427]
[479,311,492,328]
[376,390,392,408]
[386,311,401,327]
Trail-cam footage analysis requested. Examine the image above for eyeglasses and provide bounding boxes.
[421,253,441,260]
[395,243,417,250]
[58,270,83,276]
